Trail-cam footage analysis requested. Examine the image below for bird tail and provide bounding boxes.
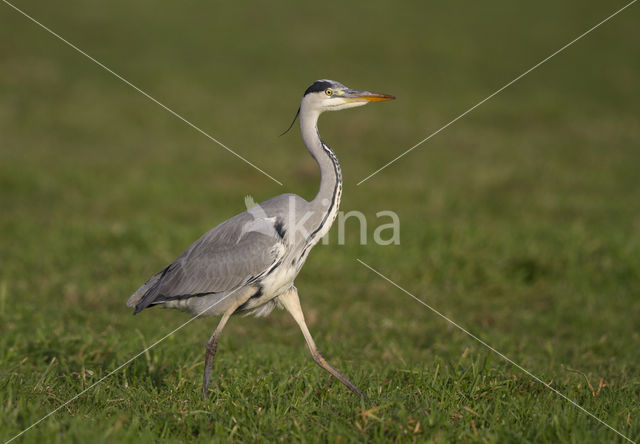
[126,270,163,312]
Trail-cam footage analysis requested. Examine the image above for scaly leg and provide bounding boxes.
[278,287,365,398]
[202,307,234,398]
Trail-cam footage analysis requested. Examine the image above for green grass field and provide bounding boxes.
[2,0,639,442]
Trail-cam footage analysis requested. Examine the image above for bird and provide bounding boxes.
[126,79,394,398]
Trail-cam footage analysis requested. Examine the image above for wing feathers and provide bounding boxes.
[129,211,285,314]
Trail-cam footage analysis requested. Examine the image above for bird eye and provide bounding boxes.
[325,88,333,96]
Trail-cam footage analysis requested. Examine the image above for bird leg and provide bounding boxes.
[278,287,365,398]
[202,307,234,398]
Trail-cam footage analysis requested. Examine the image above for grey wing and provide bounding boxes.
[127,211,284,314]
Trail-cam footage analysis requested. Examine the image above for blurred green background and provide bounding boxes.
[1,0,639,442]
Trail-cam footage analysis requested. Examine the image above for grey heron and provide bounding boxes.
[126,80,394,398]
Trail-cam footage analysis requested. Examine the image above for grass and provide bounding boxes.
[1,0,639,442]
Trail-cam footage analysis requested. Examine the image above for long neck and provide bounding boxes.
[299,105,343,234]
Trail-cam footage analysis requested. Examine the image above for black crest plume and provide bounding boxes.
[280,107,300,136]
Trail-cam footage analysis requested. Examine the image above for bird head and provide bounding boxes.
[281,79,394,135]
[302,79,395,112]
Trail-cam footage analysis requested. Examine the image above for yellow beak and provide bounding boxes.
[344,89,396,102]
